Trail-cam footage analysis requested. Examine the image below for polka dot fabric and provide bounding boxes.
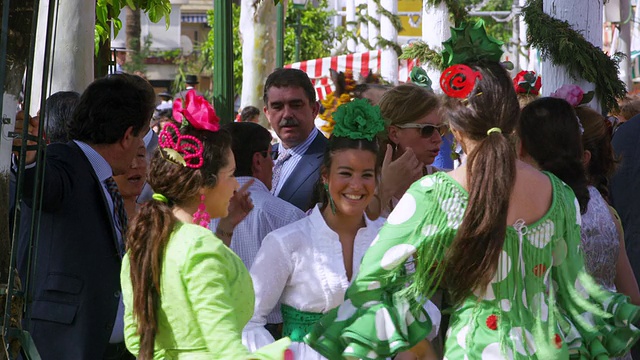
[305,172,640,359]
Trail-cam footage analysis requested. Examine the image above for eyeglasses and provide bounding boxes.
[394,123,449,138]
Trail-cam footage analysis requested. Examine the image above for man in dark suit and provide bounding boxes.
[263,68,328,211]
[16,74,155,359]
[610,113,640,359]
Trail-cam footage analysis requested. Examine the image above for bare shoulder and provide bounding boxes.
[508,161,553,224]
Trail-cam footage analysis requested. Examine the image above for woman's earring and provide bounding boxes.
[193,194,211,228]
[324,183,336,215]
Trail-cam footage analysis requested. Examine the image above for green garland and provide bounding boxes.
[348,0,402,56]
[522,0,626,111]
[424,0,468,26]
[399,41,444,71]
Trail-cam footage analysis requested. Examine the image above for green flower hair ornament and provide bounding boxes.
[410,67,433,90]
[332,98,385,141]
[441,19,504,67]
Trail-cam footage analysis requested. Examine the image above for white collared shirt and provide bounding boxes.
[242,205,385,359]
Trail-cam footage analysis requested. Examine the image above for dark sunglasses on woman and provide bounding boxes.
[394,123,449,138]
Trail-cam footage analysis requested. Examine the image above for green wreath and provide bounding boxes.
[522,0,625,111]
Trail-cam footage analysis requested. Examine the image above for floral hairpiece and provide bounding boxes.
[440,65,483,99]
[410,67,433,91]
[514,71,542,95]
[550,84,593,135]
[158,90,221,168]
[331,98,385,141]
[550,84,594,107]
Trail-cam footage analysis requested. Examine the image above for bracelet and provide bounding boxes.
[216,227,233,238]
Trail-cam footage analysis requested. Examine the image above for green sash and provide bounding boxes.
[281,304,324,342]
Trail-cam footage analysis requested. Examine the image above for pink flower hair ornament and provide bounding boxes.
[172,89,221,132]
[158,122,205,169]
[550,84,595,107]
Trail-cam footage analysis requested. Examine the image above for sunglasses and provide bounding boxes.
[394,123,449,138]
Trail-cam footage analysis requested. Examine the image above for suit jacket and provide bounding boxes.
[17,141,122,359]
[610,115,640,360]
[275,131,328,211]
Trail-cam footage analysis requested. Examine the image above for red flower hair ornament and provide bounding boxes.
[440,64,483,99]
[172,89,221,132]
[158,90,221,169]
[513,70,542,95]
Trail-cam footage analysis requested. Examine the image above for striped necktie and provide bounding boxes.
[105,176,127,255]
[271,149,292,195]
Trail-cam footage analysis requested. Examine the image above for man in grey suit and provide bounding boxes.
[263,68,327,211]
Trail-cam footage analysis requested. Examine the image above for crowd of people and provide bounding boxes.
[9,23,640,360]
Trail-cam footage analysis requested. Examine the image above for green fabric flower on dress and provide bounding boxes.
[410,67,433,90]
[332,98,385,141]
[441,19,504,66]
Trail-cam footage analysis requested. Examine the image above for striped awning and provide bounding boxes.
[181,14,208,23]
[284,50,418,100]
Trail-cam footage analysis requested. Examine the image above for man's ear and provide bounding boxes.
[311,101,320,118]
[251,151,263,176]
[119,126,135,149]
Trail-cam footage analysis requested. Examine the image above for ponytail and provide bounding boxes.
[444,132,516,304]
[126,200,177,360]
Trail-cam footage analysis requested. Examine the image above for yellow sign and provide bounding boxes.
[399,0,422,37]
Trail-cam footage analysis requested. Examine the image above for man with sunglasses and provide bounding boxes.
[216,122,305,339]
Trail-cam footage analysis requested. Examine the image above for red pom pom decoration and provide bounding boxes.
[440,65,483,99]
[486,314,498,330]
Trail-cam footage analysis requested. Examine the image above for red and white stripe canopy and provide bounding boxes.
[284,50,418,100]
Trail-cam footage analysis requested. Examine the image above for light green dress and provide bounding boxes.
[121,222,290,360]
[305,172,640,359]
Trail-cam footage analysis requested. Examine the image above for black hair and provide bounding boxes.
[518,97,590,213]
[263,68,316,106]
[222,122,272,177]
[240,106,261,122]
[68,73,155,144]
[43,91,80,144]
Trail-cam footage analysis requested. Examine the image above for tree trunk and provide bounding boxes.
[541,0,602,110]
[421,1,451,92]
[239,0,277,127]
[125,5,141,63]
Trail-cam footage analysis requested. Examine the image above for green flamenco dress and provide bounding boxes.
[305,172,640,359]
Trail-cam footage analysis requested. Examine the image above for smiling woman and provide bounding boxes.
[243,99,441,360]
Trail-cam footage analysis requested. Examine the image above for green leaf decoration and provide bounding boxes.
[410,67,433,90]
[332,99,385,141]
[441,19,504,67]
[580,91,595,105]
[162,148,186,167]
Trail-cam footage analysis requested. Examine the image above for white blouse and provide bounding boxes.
[242,205,385,359]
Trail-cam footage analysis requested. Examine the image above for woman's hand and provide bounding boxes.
[380,144,424,200]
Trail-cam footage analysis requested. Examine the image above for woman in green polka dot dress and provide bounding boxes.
[305,60,640,360]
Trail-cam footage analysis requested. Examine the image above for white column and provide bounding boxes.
[239,0,277,127]
[421,1,451,92]
[358,0,369,52]
[518,0,531,70]
[346,0,357,52]
[619,0,632,90]
[368,0,380,48]
[30,0,95,115]
[541,0,602,109]
[380,0,398,84]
